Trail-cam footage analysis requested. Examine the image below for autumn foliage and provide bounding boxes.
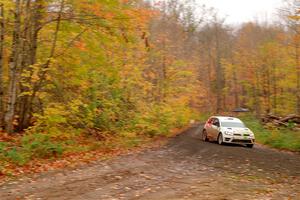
[0,0,299,175]
[0,0,198,173]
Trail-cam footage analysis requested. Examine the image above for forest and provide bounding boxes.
[0,0,299,172]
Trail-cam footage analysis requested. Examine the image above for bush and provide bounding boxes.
[21,133,64,159]
[0,142,7,154]
[0,142,28,166]
[6,148,28,166]
[0,134,65,166]
[134,103,193,137]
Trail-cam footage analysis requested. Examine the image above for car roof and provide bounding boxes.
[210,116,242,122]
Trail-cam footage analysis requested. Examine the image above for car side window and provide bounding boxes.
[210,118,216,125]
[213,119,220,127]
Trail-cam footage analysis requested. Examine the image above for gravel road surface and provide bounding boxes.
[0,124,299,200]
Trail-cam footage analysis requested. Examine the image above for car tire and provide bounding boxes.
[246,144,254,148]
[217,133,223,145]
[202,130,208,142]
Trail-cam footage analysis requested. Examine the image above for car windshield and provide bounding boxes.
[221,121,246,128]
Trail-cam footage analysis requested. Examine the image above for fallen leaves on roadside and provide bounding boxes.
[0,126,188,184]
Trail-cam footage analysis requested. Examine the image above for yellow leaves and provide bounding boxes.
[0,0,14,11]
[34,104,69,128]
[289,15,300,21]
[18,91,33,98]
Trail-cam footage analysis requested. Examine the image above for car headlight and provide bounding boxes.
[224,131,233,136]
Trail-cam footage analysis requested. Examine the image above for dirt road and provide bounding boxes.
[0,124,299,200]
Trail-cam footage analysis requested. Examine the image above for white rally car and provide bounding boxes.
[202,116,255,148]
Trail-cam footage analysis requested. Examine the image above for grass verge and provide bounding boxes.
[240,115,300,152]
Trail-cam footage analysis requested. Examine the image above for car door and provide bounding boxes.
[211,118,220,141]
[205,118,214,139]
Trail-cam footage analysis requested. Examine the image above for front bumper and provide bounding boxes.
[223,135,255,144]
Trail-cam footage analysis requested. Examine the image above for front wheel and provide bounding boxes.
[218,133,223,145]
[246,144,254,148]
[202,130,208,141]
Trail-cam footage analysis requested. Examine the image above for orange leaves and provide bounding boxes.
[121,0,130,3]
[0,132,15,143]
[81,3,102,17]
[125,8,156,26]
[74,40,87,51]
[79,2,116,19]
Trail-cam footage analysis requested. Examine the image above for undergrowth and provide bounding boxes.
[0,104,195,177]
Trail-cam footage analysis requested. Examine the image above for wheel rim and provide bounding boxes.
[218,134,222,144]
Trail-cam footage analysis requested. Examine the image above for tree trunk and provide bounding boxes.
[17,0,32,131]
[232,64,239,108]
[296,41,300,115]
[0,4,4,129]
[18,0,44,131]
[254,71,261,118]
[272,63,277,114]
[25,0,64,128]
[158,38,167,103]
[215,23,223,113]
[5,0,22,133]
[266,64,271,113]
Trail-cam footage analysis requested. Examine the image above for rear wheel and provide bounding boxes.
[202,130,208,141]
[217,133,223,145]
[246,144,254,148]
